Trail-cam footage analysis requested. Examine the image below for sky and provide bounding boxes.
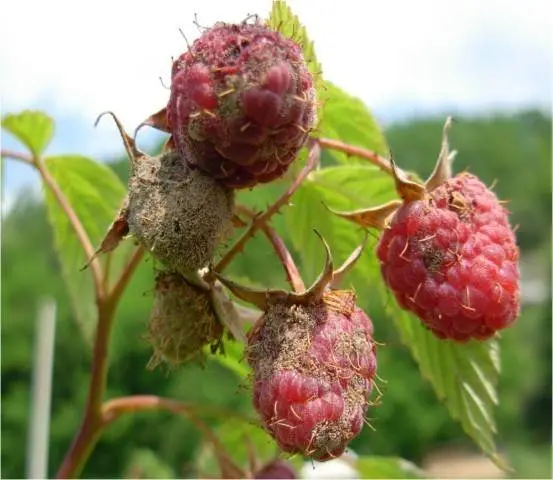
[1,0,551,209]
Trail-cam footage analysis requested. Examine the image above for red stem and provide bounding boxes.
[317,138,394,175]
[215,140,320,273]
[56,301,116,478]
[236,204,305,293]
[56,247,145,478]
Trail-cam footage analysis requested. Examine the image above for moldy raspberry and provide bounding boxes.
[147,271,224,368]
[217,236,377,460]
[96,112,235,274]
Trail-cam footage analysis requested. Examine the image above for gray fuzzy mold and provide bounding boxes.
[127,151,234,273]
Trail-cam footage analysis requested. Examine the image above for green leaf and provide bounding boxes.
[356,456,425,479]
[389,307,505,468]
[266,1,324,117]
[2,110,54,157]
[285,164,394,284]
[43,155,132,342]
[318,82,389,162]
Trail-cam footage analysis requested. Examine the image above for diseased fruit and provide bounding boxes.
[147,271,223,368]
[249,291,376,460]
[331,118,520,341]
[217,237,377,460]
[165,20,316,189]
[127,150,234,273]
[94,112,235,274]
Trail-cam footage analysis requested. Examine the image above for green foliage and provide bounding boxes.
[390,310,502,466]
[43,155,130,341]
[318,82,390,160]
[356,456,425,479]
[267,0,324,106]
[2,110,54,157]
[2,5,551,475]
[123,449,176,479]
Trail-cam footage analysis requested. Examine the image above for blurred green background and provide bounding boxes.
[2,110,551,478]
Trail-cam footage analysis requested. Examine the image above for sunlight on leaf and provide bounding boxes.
[2,110,54,157]
[317,82,389,161]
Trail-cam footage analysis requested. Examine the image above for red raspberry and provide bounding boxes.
[167,20,316,189]
[248,291,376,460]
[377,173,520,341]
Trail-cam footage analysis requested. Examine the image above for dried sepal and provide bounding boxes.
[213,272,289,311]
[81,196,130,270]
[301,230,334,301]
[94,111,143,166]
[210,282,248,344]
[390,157,426,202]
[326,200,402,230]
[135,106,170,137]
[330,233,369,289]
[425,116,456,191]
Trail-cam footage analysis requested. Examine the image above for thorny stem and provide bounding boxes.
[317,138,394,176]
[236,204,305,293]
[214,140,321,274]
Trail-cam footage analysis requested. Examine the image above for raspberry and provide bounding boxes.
[330,117,520,341]
[147,272,223,368]
[127,150,234,273]
[253,459,296,479]
[216,239,377,461]
[166,20,316,189]
[249,292,376,460]
[378,173,520,341]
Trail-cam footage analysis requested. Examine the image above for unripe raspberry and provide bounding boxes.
[127,150,234,273]
[147,272,223,368]
[166,20,316,189]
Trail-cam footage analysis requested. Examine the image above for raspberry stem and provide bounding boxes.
[101,395,247,478]
[317,138,396,176]
[213,139,320,274]
[236,204,305,292]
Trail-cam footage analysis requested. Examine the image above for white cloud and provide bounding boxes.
[1,0,550,133]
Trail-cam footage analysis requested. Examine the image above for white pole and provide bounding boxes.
[27,298,57,479]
